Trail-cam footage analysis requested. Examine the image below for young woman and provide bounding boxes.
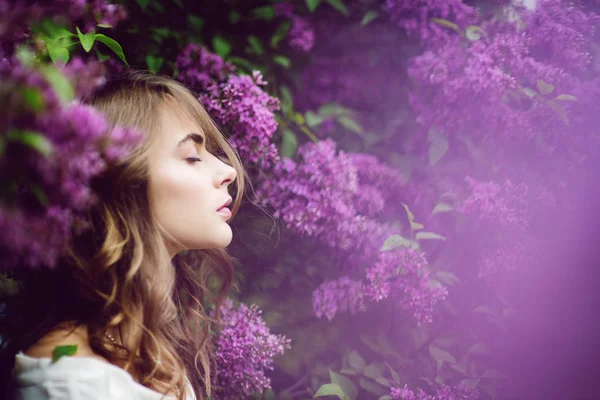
[0,71,247,399]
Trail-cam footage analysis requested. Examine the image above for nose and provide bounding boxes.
[218,159,237,188]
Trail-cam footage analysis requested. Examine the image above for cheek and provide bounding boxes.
[148,163,209,218]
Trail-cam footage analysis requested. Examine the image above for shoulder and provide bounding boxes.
[23,322,106,362]
[13,353,165,399]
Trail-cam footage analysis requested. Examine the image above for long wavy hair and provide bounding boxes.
[0,71,247,399]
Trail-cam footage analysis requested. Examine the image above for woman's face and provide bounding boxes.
[147,101,237,257]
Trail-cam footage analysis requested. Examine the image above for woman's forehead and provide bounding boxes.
[158,100,205,141]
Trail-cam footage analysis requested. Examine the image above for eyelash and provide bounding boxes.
[185,156,202,164]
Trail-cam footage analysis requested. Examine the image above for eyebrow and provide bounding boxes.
[178,132,205,146]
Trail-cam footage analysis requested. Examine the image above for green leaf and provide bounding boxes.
[473,305,495,315]
[6,130,53,158]
[338,116,363,134]
[402,203,424,231]
[212,35,231,58]
[450,362,470,376]
[95,49,110,62]
[314,383,345,399]
[359,377,387,396]
[428,128,449,166]
[325,0,348,16]
[340,368,358,376]
[306,0,322,12]
[432,202,453,215]
[46,27,76,41]
[385,363,400,382]
[436,271,460,285]
[429,345,456,364]
[364,363,384,379]
[556,94,577,102]
[228,56,256,72]
[537,79,555,95]
[281,128,297,158]
[430,18,461,33]
[305,111,325,128]
[480,369,507,379]
[252,6,275,20]
[347,351,365,373]
[380,234,418,252]
[279,86,293,114]
[465,25,485,41]
[467,343,490,355]
[330,370,358,400]
[273,55,291,68]
[47,47,70,64]
[361,11,379,25]
[248,36,264,55]
[40,66,73,104]
[21,87,44,112]
[547,100,569,125]
[461,378,481,389]
[136,0,150,10]
[319,103,350,117]
[51,345,78,363]
[375,377,390,387]
[416,231,447,241]
[229,11,241,24]
[76,26,95,52]
[271,21,291,48]
[29,184,49,206]
[94,34,128,65]
[187,15,204,31]
[145,55,164,73]
[0,137,5,157]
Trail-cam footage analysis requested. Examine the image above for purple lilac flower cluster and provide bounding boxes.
[408,0,598,150]
[274,3,315,53]
[384,0,478,48]
[259,139,446,322]
[257,139,395,260]
[0,57,141,270]
[390,382,479,400]
[175,45,280,170]
[55,0,127,31]
[213,298,291,399]
[312,276,366,321]
[457,176,541,283]
[365,248,447,325]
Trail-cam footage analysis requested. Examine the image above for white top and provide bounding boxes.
[12,352,196,400]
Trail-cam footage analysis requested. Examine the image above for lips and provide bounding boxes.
[217,197,233,212]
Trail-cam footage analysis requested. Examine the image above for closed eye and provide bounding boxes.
[185,156,202,163]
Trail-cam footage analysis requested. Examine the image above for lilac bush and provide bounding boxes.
[0,56,142,270]
[212,298,291,399]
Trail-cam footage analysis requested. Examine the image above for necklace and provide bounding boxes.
[103,330,177,396]
[104,330,162,366]
[104,330,128,353]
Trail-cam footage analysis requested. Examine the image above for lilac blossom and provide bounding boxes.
[457,176,529,229]
[274,3,314,52]
[213,298,291,399]
[384,0,479,47]
[365,248,448,325]
[390,382,479,400]
[312,277,366,321]
[288,16,315,53]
